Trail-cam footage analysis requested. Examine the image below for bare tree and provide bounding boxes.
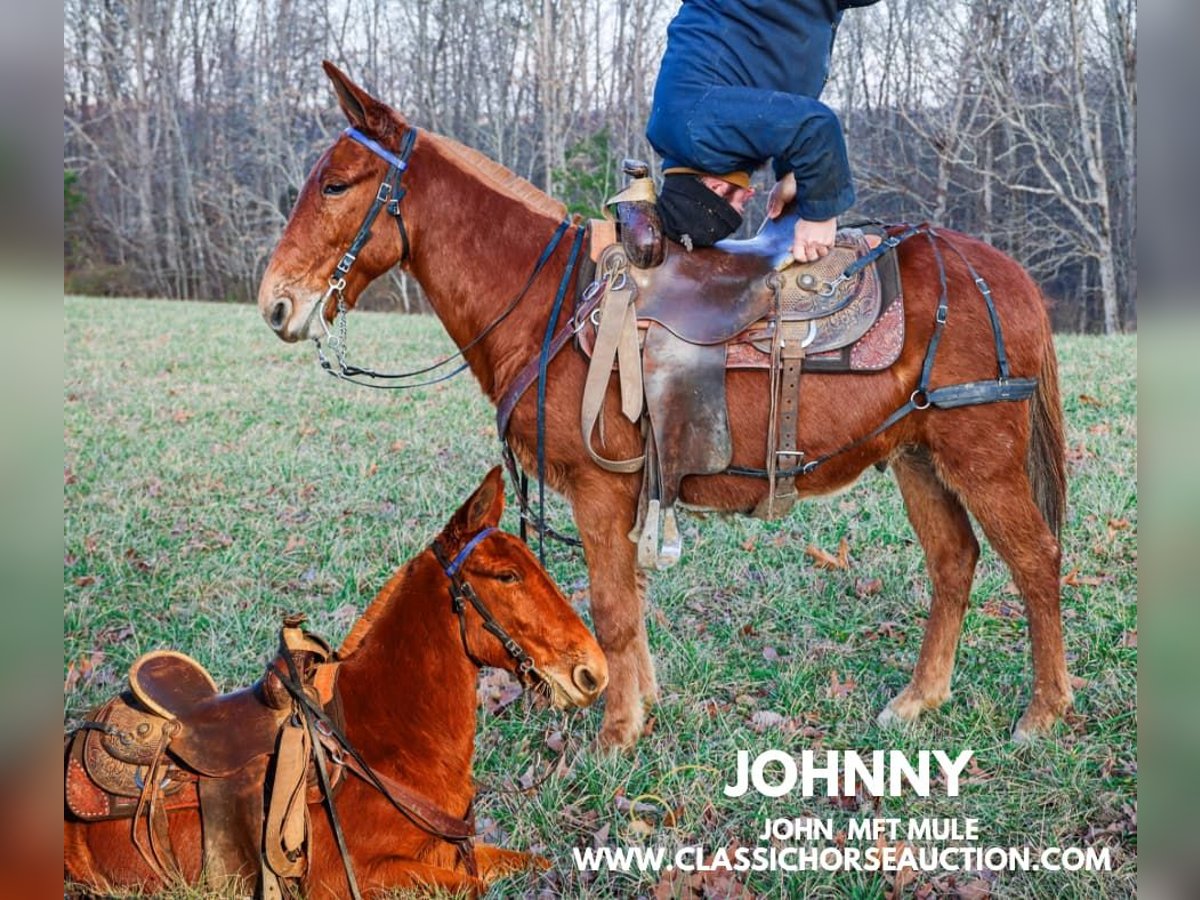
[64,0,1133,330]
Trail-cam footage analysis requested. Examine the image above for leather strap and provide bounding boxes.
[263,721,311,879]
[754,300,810,519]
[278,653,363,900]
[130,722,180,885]
[771,334,807,515]
[494,271,607,441]
[335,749,476,844]
[580,254,645,473]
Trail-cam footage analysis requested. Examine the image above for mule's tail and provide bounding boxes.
[1027,331,1068,538]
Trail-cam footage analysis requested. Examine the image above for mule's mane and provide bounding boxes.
[430,132,567,222]
[337,560,414,658]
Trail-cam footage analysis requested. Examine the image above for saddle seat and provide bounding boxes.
[627,212,880,347]
[126,651,296,778]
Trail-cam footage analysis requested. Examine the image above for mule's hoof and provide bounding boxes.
[1013,693,1072,744]
[1011,722,1037,745]
[878,688,938,728]
[595,717,641,753]
[877,704,911,729]
[1012,712,1058,744]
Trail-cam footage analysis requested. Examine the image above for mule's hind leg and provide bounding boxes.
[879,448,980,726]
[934,425,1073,740]
[572,474,657,750]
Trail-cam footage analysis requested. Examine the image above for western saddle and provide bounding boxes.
[66,615,340,897]
[579,162,904,568]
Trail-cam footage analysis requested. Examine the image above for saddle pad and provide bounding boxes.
[727,293,905,372]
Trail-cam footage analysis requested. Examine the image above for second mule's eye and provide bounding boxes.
[495,570,521,585]
[323,182,349,197]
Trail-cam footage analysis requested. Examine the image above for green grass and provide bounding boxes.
[64,297,1136,898]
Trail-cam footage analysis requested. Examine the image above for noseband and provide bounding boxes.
[431,527,541,682]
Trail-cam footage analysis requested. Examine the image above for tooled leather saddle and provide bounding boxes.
[65,616,340,896]
[576,183,905,569]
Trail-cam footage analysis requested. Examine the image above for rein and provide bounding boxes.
[269,525,555,897]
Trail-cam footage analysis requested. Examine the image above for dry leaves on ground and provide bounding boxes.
[477,668,523,715]
[806,537,850,570]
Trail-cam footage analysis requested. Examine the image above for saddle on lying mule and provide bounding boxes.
[576,213,904,569]
[65,616,339,895]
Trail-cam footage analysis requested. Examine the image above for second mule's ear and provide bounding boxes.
[322,60,401,138]
[445,467,507,540]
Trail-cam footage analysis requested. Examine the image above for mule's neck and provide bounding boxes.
[403,134,579,401]
[334,554,479,818]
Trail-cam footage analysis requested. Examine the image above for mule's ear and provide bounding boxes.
[322,60,398,138]
[447,467,507,537]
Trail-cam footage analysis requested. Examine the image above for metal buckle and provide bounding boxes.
[581,279,604,303]
[375,182,392,203]
[818,274,847,298]
[910,389,931,410]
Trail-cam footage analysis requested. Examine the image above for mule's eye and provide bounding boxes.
[495,570,521,585]
[323,182,349,197]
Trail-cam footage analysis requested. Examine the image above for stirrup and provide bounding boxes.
[634,501,682,570]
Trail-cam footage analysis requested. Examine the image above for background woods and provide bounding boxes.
[63,0,1136,332]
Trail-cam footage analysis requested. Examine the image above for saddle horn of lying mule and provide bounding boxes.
[577,213,904,569]
[65,615,338,895]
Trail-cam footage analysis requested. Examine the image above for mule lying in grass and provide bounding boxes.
[258,63,1071,749]
[64,468,608,897]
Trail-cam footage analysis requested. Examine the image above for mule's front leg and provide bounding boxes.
[573,476,656,750]
[474,844,549,882]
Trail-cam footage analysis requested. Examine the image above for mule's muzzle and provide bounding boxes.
[571,663,608,703]
[266,297,292,335]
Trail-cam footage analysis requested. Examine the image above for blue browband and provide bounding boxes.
[443,526,497,578]
[344,127,410,170]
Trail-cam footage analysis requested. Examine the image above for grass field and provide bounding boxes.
[64,296,1136,898]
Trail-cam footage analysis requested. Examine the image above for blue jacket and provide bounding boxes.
[647,0,880,220]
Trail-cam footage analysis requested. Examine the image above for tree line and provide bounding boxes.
[64,0,1135,332]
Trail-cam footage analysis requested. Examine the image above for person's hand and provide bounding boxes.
[766,172,797,219]
[792,217,836,263]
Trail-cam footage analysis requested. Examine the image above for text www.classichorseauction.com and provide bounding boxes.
[572,749,1112,876]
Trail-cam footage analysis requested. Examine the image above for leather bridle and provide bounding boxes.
[431,526,546,686]
[303,126,417,342]
[304,124,581,394]
[300,123,590,562]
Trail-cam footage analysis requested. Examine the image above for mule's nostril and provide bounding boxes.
[268,298,290,332]
[573,664,604,696]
